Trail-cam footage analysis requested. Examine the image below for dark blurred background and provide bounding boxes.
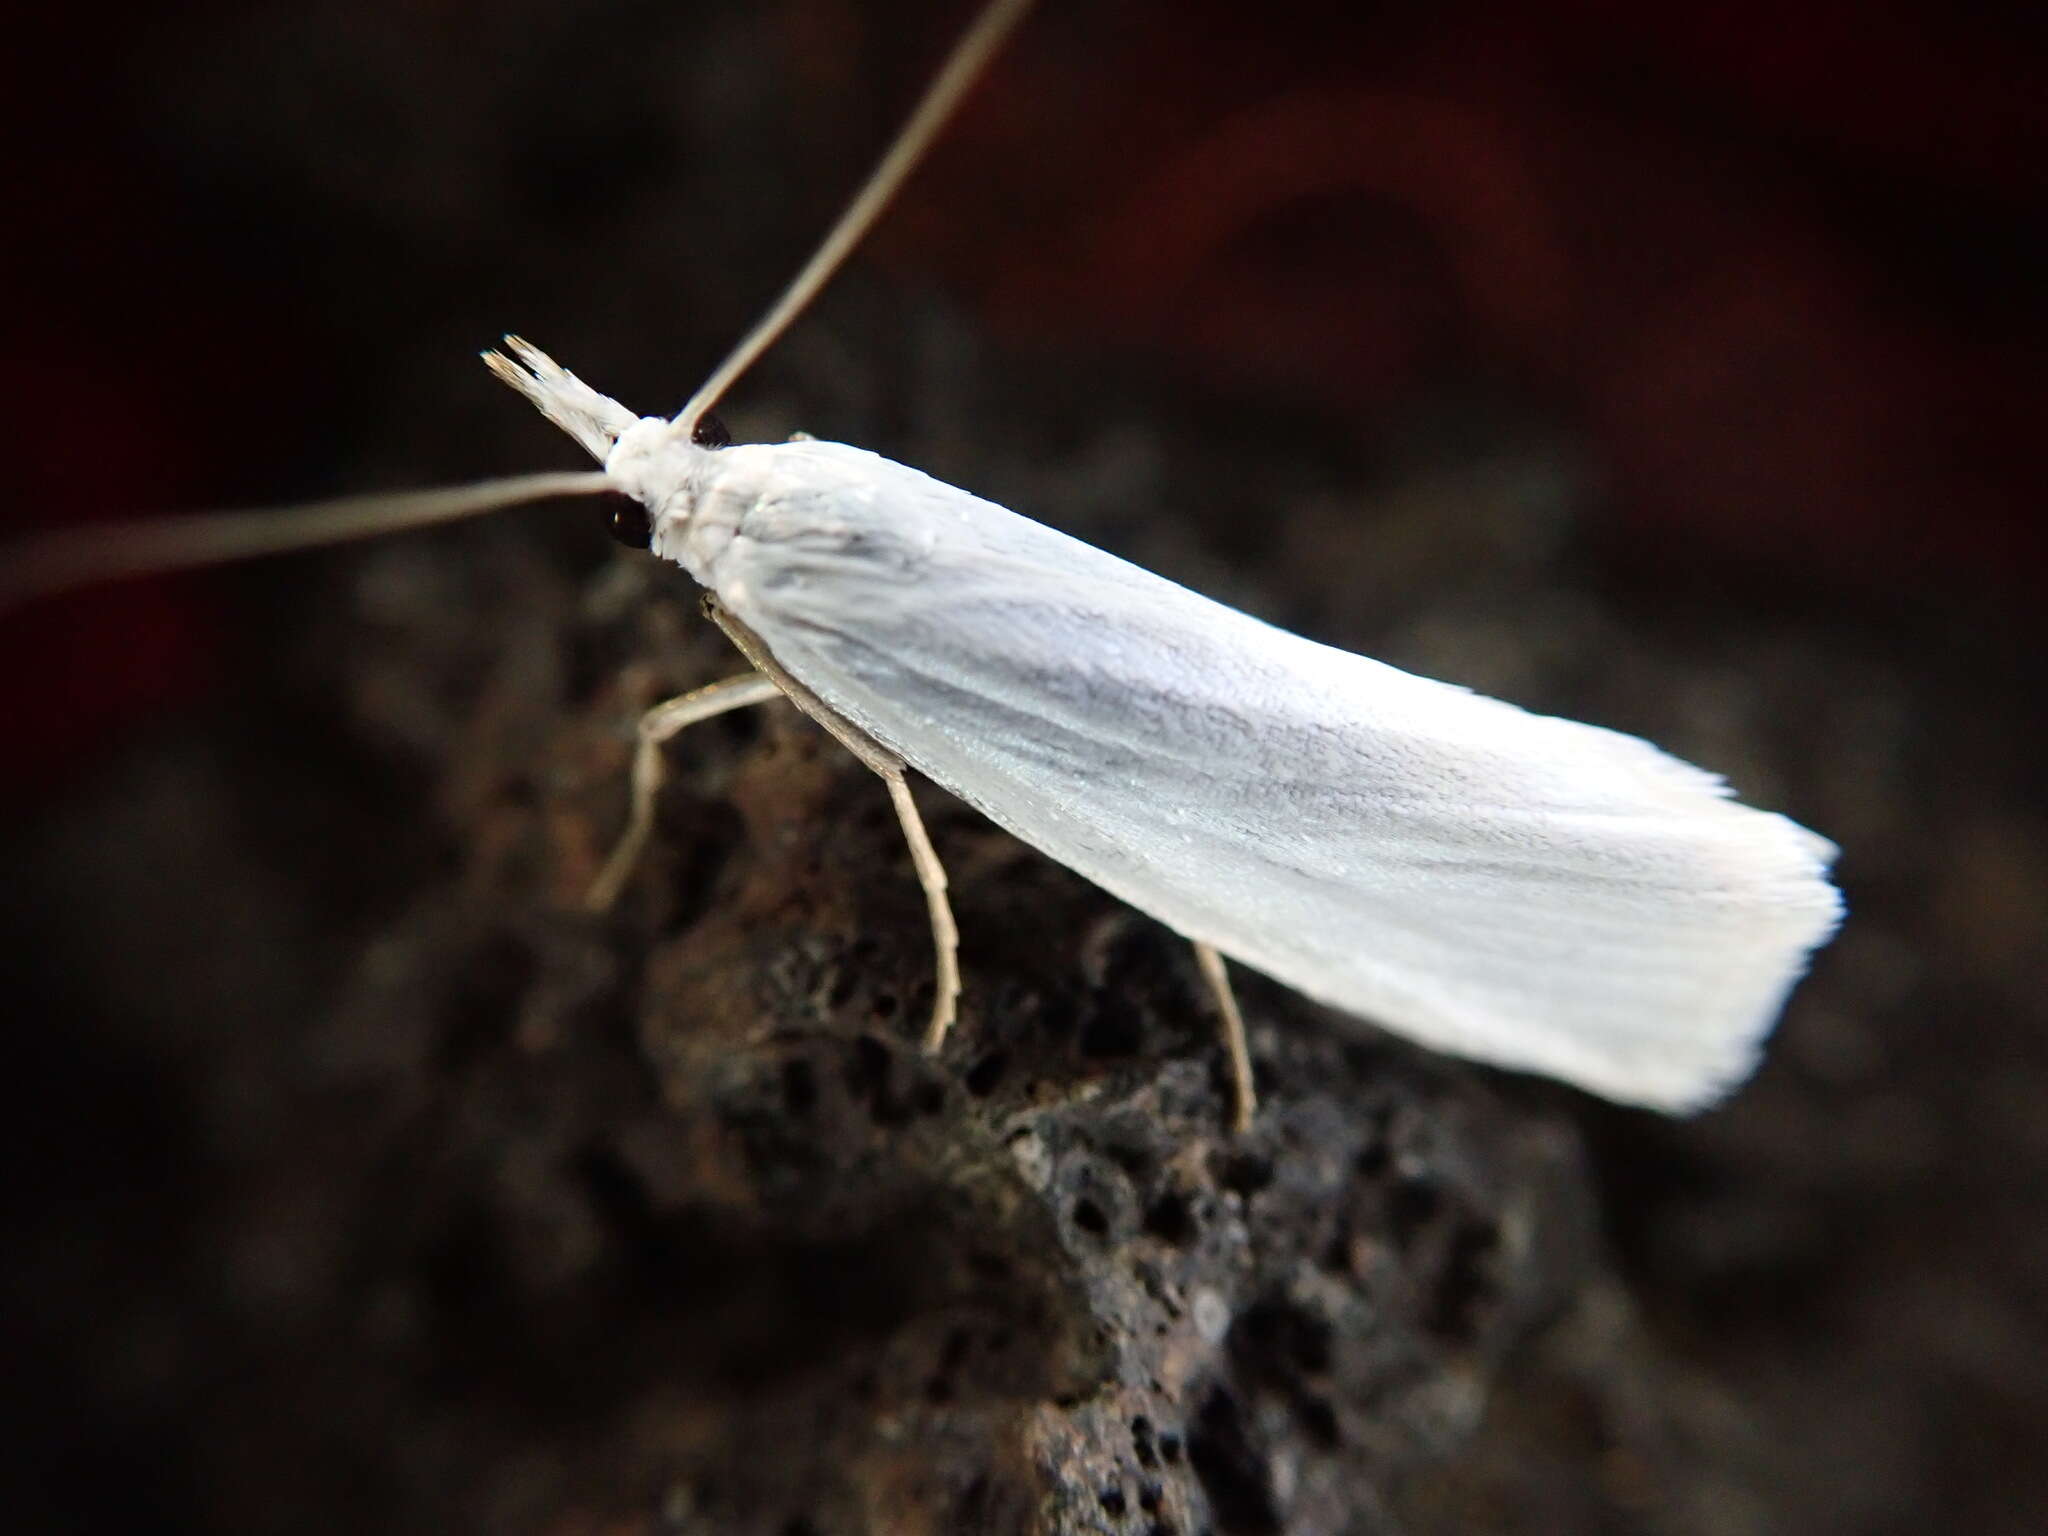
[3,1,2044,1532]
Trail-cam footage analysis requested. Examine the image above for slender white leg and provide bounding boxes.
[883,771,962,1053]
[701,596,961,1054]
[585,671,785,912]
[1192,941,1256,1133]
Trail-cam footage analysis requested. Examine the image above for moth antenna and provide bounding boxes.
[3,0,1035,609]
[673,0,1035,438]
[0,472,615,611]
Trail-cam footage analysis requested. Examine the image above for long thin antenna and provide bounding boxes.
[2,0,1036,610]
[1,472,614,610]
[674,0,1036,436]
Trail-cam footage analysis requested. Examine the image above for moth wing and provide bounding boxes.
[710,443,1841,1111]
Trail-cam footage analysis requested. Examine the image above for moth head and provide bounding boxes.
[483,335,729,552]
[599,410,730,551]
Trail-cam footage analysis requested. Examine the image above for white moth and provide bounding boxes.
[497,342,1841,1124]
[6,0,1839,1129]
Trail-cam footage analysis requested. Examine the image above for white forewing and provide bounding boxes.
[676,439,1842,1112]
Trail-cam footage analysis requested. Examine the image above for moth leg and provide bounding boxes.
[1191,941,1257,1133]
[586,671,786,912]
[882,770,963,1053]
[701,594,962,1053]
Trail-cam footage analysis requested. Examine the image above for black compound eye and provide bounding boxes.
[691,412,732,449]
[601,492,654,550]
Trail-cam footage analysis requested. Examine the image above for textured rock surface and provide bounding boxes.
[10,528,1611,1533]
[12,448,2040,1532]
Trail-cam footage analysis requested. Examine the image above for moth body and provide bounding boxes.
[583,391,1842,1114]
[4,0,1841,1124]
